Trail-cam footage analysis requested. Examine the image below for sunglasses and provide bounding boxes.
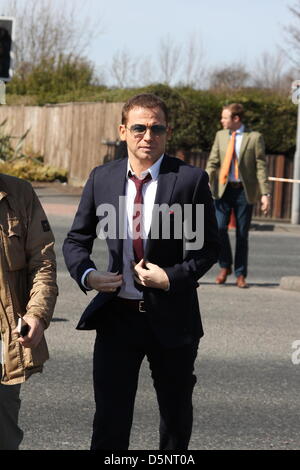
[127,124,168,137]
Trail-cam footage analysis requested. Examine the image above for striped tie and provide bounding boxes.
[129,172,152,262]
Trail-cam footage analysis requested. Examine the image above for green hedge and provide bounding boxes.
[143,85,297,156]
[6,84,297,156]
[0,158,67,182]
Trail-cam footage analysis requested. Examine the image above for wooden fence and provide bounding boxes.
[0,102,295,220]
[0,102,124,186]
[178,150,294,221]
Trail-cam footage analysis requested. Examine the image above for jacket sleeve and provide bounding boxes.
[205,132,221,198]
[164,171,220,293]
[255,133,270,195]
[25,186,58,328]
[62,168,99,293]
[205,132,221,178]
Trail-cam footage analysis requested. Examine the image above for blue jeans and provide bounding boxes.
[214,185,253,277]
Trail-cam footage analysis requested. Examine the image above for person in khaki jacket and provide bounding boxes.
[0,173,58,450]
[206,103,270,288]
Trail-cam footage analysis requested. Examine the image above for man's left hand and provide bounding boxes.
[133,260,170,290]
[261,195,270,215]
[13,315,45,349]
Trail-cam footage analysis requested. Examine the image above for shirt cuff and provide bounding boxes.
[81,268,97,290]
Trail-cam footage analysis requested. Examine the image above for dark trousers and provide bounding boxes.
[0,365,23,450]
[214,185,253,277]
[91,300,199,450]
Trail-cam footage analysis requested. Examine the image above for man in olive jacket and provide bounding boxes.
[206,103,270,288]
[0,174,58,450]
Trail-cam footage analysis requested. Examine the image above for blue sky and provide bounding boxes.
[84,0,292,72]
[0,0,296,85]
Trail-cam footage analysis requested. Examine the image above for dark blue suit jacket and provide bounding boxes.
[63,155,220,347]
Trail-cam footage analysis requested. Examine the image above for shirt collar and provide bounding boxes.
[127,154,164,181]
[234,124,245,135]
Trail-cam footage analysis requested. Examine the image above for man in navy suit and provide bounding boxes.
[63,94,220,450]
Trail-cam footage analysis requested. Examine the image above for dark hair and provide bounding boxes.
[121,93,169,125]
[223,103,244,121]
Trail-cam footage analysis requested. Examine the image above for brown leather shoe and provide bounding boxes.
[236,275,248,288]
[215,267,232,284]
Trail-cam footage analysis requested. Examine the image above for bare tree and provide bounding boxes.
[110,49,137,88]
[182,33,206,88]
[1,0,102,72]
[283,0,300,68]
[158,36,181,85]
[251,49,290,92]
[209,63,250,90]
[137,56,156,87]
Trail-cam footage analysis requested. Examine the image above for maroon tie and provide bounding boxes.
[129,172,152,262]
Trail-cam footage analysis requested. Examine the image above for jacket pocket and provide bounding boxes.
[1,218,26,271]
[23,335,49,368]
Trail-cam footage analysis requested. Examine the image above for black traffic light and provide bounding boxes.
[0,17,15,81]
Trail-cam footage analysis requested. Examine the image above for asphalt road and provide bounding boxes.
[18,190,300,450]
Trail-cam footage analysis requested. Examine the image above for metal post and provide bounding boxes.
[292,102,300,224]
[0,81,6,104]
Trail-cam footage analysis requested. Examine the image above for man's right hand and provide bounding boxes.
[87,271,123,292]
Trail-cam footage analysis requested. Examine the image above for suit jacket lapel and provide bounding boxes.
[221,131,230,162]
[153,155,178,205]
[105,158,127,268]
[239,130,251,161]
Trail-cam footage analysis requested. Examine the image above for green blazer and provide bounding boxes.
[206,128,270,204]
